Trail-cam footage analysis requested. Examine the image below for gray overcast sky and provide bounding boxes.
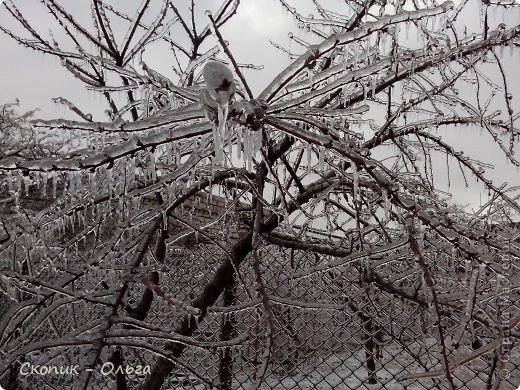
[0,0,519,213]
[0,0,298,115]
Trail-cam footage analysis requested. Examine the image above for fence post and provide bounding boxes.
[219,275,237,390]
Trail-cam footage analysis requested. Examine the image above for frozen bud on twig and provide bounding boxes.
[200,61,236,162]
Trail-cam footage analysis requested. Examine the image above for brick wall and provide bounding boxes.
[143,191,249,246]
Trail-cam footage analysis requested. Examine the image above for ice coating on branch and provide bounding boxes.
[0,122,211,172]
[259,1,454,101]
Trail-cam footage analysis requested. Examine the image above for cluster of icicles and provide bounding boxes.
[211,122,263,170]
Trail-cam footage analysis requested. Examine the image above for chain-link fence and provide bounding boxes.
[143,237,520,390]
[3,224,519,390]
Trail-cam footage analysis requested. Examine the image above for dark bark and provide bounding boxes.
[3,361,20,390]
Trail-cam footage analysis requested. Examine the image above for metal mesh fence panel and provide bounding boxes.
[1,224,519,390]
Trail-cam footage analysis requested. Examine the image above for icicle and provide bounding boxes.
[236,126,243,159]
[218,101,229,144]
[52,172,58,199]
[250,131,258,166]
[118,195,124,214]
[129,158,136,184]
[383,189,390,218]
[307,68,314,86]
[90,169,97,194]
[7,171,13,193]
[166,144,173,165]
[318,147,325,171]
[140,85,146,115]
[15,172,22,194]
[69,172,76,196]
[107,168,113,198]
[354,41,360,68]
[175,144,181,165]
[71,212,76,233]
[342,47,349,69]
[418,224,424,250]
[463,259,471,286]
[253,131,262,155]
[75,171,81,193]
[162,209,168,231]
[23,175,30,196]
[243,131,251,170]
[306,144,312,173]
[131,195,138,213]
[213,124,224,164]
[41,172,48,196]
[149,150,157,181]
[381,33,387,54]
[190,167,196,188]
[82,209,87,228]
[247,131,255,170]
[13,192,20,211]
[352,161,359,202]
[431,15,437,32]
[210,154,216,177]
[227,125,233,159]
[479,263,487,277]
[366,33,374,50]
